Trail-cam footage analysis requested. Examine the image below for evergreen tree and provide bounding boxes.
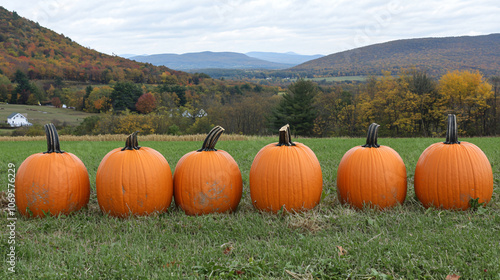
[110,81,143,112]
[270,79,318,136]
[13,70,33,104]
[83,85,92,110]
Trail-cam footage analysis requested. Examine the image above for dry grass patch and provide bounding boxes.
[286,210,327,234]
[0,133,257,142]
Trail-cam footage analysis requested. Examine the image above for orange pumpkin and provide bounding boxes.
[96,132,173,217]
[249,124,322,213]
[15,123,90,217]
[414,114,493,210]
[336,123,407,209]
[173,126,242,215]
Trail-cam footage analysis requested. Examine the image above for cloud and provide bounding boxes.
[2,0,499,55]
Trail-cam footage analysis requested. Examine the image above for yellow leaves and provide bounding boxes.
[439,70,492,105]
[348,69,495,136]
[114,114,156,135]
[438,70,493,135]
[86,86,113,113]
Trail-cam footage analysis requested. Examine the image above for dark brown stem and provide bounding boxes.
[444,114,460,144]
[43,123,64,154]
[198,126,224,151]
[362,123,380,148]
[121,131,141,151]
[277,124,295,146]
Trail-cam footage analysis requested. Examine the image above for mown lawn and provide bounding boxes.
[0,103,96,133]
[1,136,499,279]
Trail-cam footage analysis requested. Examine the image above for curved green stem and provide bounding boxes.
[362,123,380,148]
[43,123,64,154]
[121,131,141,151]
[444,114,460,144]
[277,124,295,146]
[198,126,224,152]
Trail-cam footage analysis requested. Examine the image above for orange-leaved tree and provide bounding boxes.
[136,93,157,114]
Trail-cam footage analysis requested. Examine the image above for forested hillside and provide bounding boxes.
[0,7,190,84]
[292,34,500,77]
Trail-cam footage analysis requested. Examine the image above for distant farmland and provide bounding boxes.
[0,104,96,133]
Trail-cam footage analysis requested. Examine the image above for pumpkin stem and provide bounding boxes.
[277,124,295,146]
[362,123,381,148]
[198,126,224,152]
[444,114,460,144]
[43,123,64,154]
[121,131,141,151]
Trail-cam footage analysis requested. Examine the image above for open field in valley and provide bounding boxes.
[0,104,96,135]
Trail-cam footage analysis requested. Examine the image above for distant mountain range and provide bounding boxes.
[128,51,323,70]
[128,34,500,77]
[2,5,498,82]
[245,52,324,65]
[291,34,500,77]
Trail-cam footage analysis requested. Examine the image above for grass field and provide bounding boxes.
[1,136,499,279]
[0,104,95,135]
[289,76,372,83]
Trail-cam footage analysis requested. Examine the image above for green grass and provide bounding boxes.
[1,137,499,279]
[0,103,96,130]
[290,76,372,83]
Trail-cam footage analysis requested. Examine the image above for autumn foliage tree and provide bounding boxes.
[51,97,62,108]
[136,93,157,114]
[439,70,492,135]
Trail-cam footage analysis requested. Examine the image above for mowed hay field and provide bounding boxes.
[0,136,499,279]
[0,104,95,134]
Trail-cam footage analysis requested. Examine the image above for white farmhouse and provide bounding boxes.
[7,113,32,127]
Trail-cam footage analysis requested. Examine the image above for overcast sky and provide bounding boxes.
[3,0,499,56]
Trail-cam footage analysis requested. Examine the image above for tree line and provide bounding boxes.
[3,68,499,137]
[272,69,498,137]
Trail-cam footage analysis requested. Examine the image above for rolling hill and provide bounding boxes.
[0,7,191,84]
[130,51,293,70]
[291,34,500,77]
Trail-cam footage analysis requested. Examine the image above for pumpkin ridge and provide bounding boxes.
[463,144,479,202]
[63,155,72,213]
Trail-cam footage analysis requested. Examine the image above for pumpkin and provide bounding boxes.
[249,124,322,213]
[414,114,493,210]
[15,123,90,217]
[173,126,242,215]
[336,123,407,209]
[96,131,173,217]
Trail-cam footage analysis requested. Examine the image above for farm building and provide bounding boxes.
[7,112,32,127]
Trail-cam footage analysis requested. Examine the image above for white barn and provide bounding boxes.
[7,113,32,127]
